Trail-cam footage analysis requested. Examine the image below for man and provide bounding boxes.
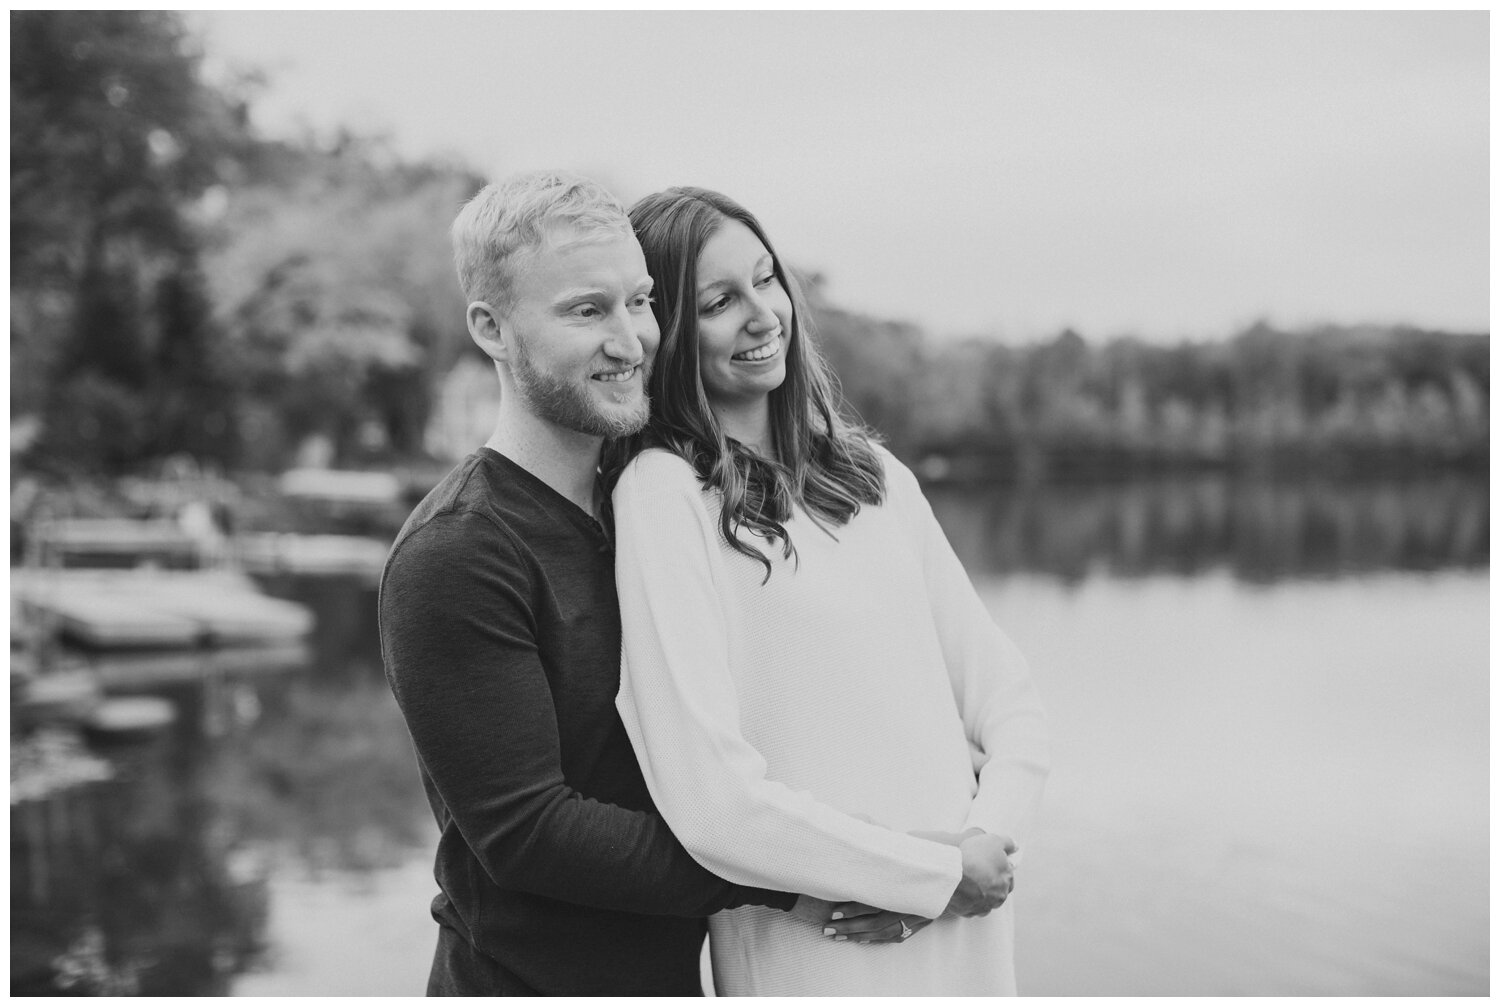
[379,171,1012,995]
[381,171,803,995]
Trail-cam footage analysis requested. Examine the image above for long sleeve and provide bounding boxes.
[612,451,963,920]
[380,509,786,917]
[882,450,1051,858]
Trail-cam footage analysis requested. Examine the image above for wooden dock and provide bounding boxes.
[87,639,312,688]
[236,533,390,582]
[279,468,402,505]
[11,640,312,741]
[11,569,314,650]
[29,518,201,569]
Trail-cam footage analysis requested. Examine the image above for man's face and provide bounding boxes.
[503,225,660,439]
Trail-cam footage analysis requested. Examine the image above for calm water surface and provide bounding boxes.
[10,478,1488,995]
[989,569,1487,995]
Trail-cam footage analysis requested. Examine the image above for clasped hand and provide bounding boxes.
[933,828,1017,917]
[791,827,1016,944]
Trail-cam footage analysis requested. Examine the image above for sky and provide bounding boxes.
[187,11,1489,343]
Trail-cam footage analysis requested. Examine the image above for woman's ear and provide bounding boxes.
[466,301,510,363]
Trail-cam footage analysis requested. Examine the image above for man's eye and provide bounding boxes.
[630,294,654,310]
[574,304,601,318]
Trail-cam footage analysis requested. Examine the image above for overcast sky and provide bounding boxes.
[187,11,1489,343]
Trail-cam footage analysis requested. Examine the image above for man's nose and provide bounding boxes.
[603,308,647,362]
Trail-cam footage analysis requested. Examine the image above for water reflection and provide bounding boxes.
[8,478,1489,994]
[926,474,1487,582]
[9,576,429,995]
[12,683,271,995]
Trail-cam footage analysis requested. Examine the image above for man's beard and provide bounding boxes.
[510,337,651,439]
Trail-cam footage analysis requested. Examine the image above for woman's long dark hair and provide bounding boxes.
[602,186,886,581]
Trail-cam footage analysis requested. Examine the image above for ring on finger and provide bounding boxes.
[899,918,913,940]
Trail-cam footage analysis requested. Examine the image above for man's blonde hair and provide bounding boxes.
[450,170,633,315]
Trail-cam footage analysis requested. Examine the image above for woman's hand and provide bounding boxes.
[820,902,933,944]
[796,821,1010,936]
[945,831,1017,917]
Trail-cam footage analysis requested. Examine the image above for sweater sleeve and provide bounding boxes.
[380,509,792,917]
[612,451,963,920]
[881,448,1051,860]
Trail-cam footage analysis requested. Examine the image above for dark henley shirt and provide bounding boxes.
[379,449,793,995]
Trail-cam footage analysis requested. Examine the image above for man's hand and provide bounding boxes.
[790,894,837,924]
[944,831,1017,917]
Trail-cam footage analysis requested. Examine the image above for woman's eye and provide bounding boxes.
[701,296,729,316]
[754,273,776,288]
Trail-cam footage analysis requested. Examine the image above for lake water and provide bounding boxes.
[10,477,1488,995]
[987,569,1487,995]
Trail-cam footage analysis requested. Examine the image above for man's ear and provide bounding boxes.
[466,301,511,363]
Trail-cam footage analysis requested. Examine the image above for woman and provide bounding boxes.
[606,187,1049,996]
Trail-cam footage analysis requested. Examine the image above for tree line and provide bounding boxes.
[10,12,1488,482]
[813,299,1488,479]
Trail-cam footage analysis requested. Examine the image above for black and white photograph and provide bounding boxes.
[9,10,1489,997]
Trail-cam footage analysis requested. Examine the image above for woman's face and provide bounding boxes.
[692,219,793,411]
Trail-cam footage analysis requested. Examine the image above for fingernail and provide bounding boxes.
[833,935,847,942]
[831,912,844,920]
[823,928,835,936]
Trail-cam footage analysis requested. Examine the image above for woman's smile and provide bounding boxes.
[731,334,783,363]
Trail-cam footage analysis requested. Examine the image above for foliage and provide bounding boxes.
[199,137,480,468]
[10,11,251,472]
[11,12,482,474]
[10,11,240,286]
[802,274,925,455]
[10,12,1486,480]
[810,307,1489,479]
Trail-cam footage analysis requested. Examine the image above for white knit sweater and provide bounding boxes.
[613,446,1049,995]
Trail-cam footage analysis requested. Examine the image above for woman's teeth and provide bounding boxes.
[733,338,779,362]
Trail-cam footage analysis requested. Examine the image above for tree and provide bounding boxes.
[200,137,481,467]
[802,274,925,453]
[11,11,252,471]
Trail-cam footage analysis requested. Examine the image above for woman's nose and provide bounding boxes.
[746,293,780,334]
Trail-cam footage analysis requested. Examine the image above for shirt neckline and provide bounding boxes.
[478,446,611,544]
